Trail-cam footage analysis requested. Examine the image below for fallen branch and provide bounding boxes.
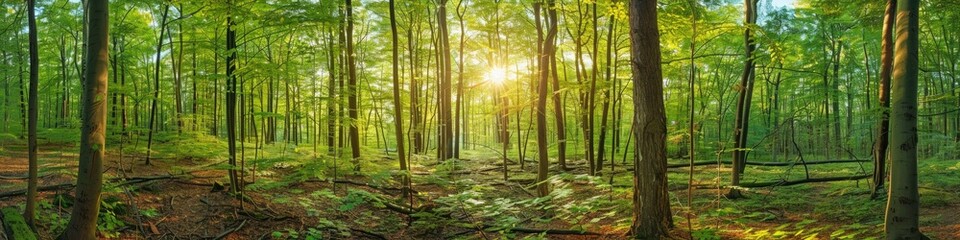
[212,219,247,240]
[483,224,602,235]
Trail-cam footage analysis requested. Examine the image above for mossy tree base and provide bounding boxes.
[1,207,38,240]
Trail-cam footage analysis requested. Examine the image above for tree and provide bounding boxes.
[627,0,672,237]
[345,0,361,171]
[535,0,557,197]
[437,0,454,161]
[145,5,169,166]
[59,0,108,238]
[883,0,926,238]
[871,0,895,200]
[730,0,759,197]
[24,0,39,228]
[388,0,411,200]
[225,2,240,195]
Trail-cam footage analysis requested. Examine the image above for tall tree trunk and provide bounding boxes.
[172,19,185,134]
[454,0,467,159]
[345,0,362,171]
[588,2,599,174]
[225,6,240,195]
[438,0,454,160]
[59,0,108,237]
[627,0,673,237]
[730,0,758,194]
[596,13,615,173]
[871,0,895,200]
[25,0,39,228]
[145,6,169,166]
[409,18,424,154]
[327,30,338,154]
[832,41,843,152]
[388,0,410,199]
[884,0,925,238]
[551,38,567,170]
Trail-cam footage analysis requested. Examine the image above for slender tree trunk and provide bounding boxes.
[551,38,567,170]
[25,0,39,228]
[884,0,925,238]
[327,30,338,154]
[871,0,895,200]
[437,0,454,160]
[627,0,673,237]
[588,2,600,174]
[59,0,108,237]
[730,0,758,194]
[535,0,558,197]
[389,0,410,199]
[145,6,169,165]
[454,0,467,159]
[173,20,185,134]
[596,13,615,173]
[225,6,240,195]
[345,0,362,171]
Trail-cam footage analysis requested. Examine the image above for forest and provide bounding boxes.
[0,0,958,239]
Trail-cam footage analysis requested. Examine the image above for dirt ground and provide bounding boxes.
[1,144,958,239]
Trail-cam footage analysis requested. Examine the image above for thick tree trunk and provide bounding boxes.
[627,0,673,238]
[59,0,108,238]
[884,0,925,238]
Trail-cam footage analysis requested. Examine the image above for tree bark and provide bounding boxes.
[225,5,240,195]
[731,0,758,193]
[438,0,454,161]
[872,0,895,200]
[883,0,925,238]
[388,0,411,199]
[25,0,39,228]
[145,5,169,166]
[627,0,673,238]
[59,0,108,238]
[345,0,362,171]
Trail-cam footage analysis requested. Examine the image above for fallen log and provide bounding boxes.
[614,174,873,190]
[739,174,872,188]
[0,174,193,199]
[0,183,75,199]
[2,207,38,240]
[663,159,869,169]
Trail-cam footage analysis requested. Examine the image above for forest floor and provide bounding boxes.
[1,138,959,239]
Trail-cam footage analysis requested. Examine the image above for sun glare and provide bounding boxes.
[484,67,507,85]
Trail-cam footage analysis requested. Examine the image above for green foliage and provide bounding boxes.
[1,207,38,240]
[691,228,721,240]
